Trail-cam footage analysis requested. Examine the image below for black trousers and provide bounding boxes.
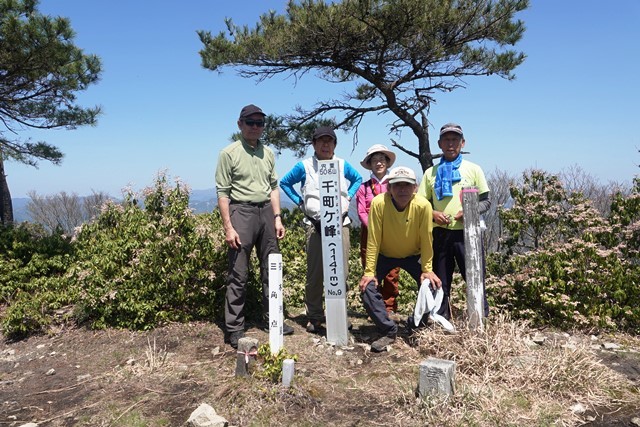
[432,227,489,319]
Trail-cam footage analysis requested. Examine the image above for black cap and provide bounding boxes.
[312,126,337,143]
[239,104,266,119]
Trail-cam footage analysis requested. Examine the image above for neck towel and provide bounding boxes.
[434,154,462,200]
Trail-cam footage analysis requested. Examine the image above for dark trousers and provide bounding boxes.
[432,227,489,319]
[361,254,423,337]
[360,226,400,312]
[225,202,279,333]
[305,224,350,322]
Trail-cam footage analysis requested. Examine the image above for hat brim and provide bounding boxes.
[360,150,397,170]
[439,128,463,137]
[387,177,416,185]
[241,111,266,119]
[313,132,336,140]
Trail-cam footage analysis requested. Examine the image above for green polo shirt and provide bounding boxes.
[215,138,278,203]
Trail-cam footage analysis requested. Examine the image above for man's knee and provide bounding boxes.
[361,282,381,305]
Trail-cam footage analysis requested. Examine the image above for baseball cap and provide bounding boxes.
[385,166,417,184]
[439,123,463,137]
[239,104,266,119]
[312,126,337,142]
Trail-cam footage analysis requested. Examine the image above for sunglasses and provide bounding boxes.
[243,119,265,128]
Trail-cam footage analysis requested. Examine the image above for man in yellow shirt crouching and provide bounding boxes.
[358,166,442,352]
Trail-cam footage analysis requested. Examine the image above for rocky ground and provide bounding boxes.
[1,315,639,426]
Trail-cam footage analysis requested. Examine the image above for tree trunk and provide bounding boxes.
[417,124,433,173]
[0,153,14,225]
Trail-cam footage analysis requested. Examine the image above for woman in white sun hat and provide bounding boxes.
[356,144,401,315]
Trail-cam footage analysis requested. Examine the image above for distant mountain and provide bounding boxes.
[188,188,216,214]
[10,189,353,225]
[190,188,216,202]
[11,198,30,223]
[189,188,297,213]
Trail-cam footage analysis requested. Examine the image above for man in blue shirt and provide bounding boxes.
[280,126,362,333]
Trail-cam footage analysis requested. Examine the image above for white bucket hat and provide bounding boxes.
[360,144,396,170]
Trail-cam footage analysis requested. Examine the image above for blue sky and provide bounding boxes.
[6,0,640,198]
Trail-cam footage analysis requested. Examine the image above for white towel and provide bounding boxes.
[414,280,454,331]
[433,287,443,313]
[432,313,455,332]
[414,280,431,326]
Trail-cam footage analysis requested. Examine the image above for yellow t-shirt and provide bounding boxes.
[365,193,433,276]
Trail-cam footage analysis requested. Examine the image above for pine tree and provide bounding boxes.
[0,0,102,224]
[199,0,528,168]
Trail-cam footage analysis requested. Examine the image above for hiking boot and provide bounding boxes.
[406,315,430,335]
[306,320,323,334]
[371,335,396,352]
[387,311,402,322]
[260,320,295,335]
[282,321,294,336]
[226,330,245,349]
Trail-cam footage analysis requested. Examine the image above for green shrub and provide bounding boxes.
[279,208,309,309]
[257,343,298,382]
[0,223,74,338]
[489,171,640,332]
[68,174,228,329]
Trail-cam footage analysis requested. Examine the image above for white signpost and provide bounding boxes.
[268,253,284,354]
[317,160,349,346]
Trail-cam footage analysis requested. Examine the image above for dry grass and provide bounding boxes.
[402,313,632,426]
[195,313,636,426]
[5,317,636,426]
[144,336,168,372]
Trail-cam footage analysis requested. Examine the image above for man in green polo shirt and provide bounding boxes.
[417,122,491,320]
[215,104,293,349]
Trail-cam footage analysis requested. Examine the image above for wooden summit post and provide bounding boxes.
[461,187,484,332]
[317,160,349,346]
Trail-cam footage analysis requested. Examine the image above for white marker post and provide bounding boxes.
[317,160,349,346]
[268,253,284,354]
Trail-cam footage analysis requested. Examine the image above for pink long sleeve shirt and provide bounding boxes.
[356,173,390,228]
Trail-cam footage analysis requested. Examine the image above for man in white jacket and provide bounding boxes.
[280,126,362,333]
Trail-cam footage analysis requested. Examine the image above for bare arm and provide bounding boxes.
[270,188,285,239]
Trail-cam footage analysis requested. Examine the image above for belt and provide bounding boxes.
[229,199,270,207]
